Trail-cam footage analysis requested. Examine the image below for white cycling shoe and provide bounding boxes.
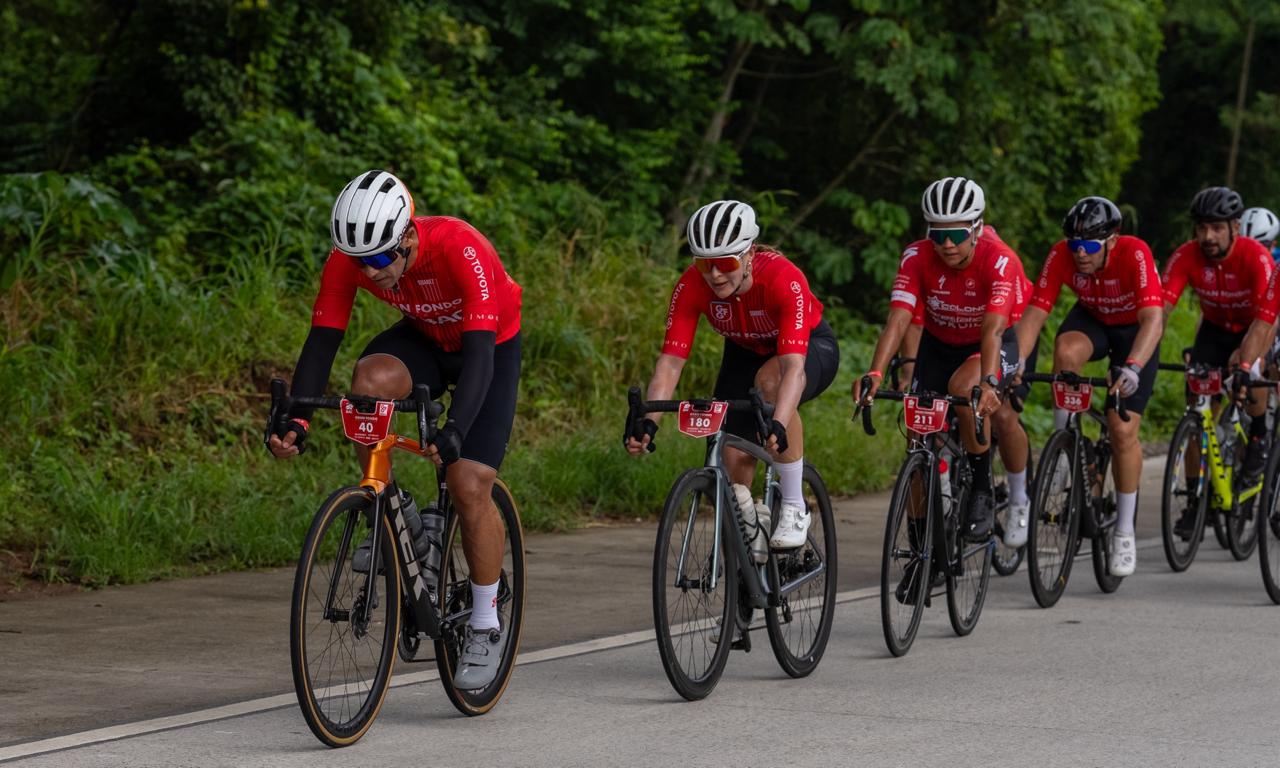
[770,502,810,548]
[1109,532,1136,577]
[1003,498,1030,548]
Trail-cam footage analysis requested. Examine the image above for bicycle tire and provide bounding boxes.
[945,478,993,636]
[992,451,1029,576]
[1257,446,1280,604]
[1227,487,1261,561]
[1161,414,1208,572]
[435,479,526,715]
[291,486,400,747]
[880,451,932,657]
[1089,442,1124,594]
[652,468,737,700]
[765,463,837,678]
[1027,430,1081,608]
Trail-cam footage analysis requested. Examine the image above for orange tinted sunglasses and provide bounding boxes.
[693,255,743,274]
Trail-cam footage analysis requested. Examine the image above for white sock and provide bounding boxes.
[1054,408,1069,431]
[1116,491,1137,536]
[1007,469,1028,505]
[470,579,500,630]
[776,459,804,507]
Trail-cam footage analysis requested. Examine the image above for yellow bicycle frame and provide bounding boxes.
[1195,400,1263,511]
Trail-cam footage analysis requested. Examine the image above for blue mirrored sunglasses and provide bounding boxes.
[1067,238,1105,255]
[352,244,408,269]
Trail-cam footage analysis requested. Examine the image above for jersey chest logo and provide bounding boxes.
[711,301,732,322]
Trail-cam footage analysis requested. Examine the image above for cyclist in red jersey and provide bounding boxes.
[1162,186,1275,512]
[625,200,839,551]
[1014,197,1164,576]
[267,170,522,690]
[855,177,1032,553]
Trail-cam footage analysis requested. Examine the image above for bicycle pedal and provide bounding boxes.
[730,631,752,653]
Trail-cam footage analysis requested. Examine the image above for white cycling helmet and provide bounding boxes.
[331,170,415,257]
[921,176,986,223]
[1241,207,1279,243]
[687,200,760,257]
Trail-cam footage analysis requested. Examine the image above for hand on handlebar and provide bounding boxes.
[1112,363,1141,398]
[424,420,463,467]
[976,382,1001,418]
[852,371,882,407]
[267,419,308,459]
[624,418,658,456]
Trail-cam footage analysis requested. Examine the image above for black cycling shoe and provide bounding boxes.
[963,489,995,542]
[1242,436,1267,484]
[1173,498,1199,542]
[895,559,924,605]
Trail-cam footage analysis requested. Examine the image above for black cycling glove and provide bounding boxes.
[433,420,464,465]
[763,418,788,454]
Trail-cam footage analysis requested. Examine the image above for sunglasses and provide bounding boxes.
[693,253,745,274]
[927,226,974,246]
[351,243,410,270]
[1067,238,1106,255]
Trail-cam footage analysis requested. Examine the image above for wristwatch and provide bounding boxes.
[982,374,1000,389]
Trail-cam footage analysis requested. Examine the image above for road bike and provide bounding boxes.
[266,380,525,746]
[624,388,836,700]
[1022,372,1127,607]
[855,379,994,657]
[1159,364,1274,570]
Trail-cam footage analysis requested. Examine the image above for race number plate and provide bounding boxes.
[903,395,949,435]
[1186,369,1222,396]
[340,398,395,445]
[677,400,729,438]
[1052,381,1093,413]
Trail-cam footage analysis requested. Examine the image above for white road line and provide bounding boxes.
[0,537,1161,763]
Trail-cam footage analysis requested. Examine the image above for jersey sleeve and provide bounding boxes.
[889,245,925,313]
[1161,246,1190,306]
[983,247,1022,319]
[441,229,504,333]
[660,270,704,359]
[1029,243,1068,313]
[770,260,814,356]
[1259,269,1280,325]
[311,250,361,330]
[1131,239,1164,309]
[1249,246,1277,324]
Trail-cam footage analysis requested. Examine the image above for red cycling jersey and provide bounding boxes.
[311,216,522,352]
[1161,236,1274,332]
[661,250,824,358]
[890,226,1029,345]
[1030,235,1163,326]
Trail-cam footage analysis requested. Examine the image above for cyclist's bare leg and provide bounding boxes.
[1108,410,1142,494]
[950,356,989,453]
[990,403,1027,472]
[723,356,805,484]
[446,459,503,585]
[351,353,414,472]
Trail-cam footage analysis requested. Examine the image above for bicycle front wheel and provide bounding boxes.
[291,487,400,747]
[653,468,737,700]
[1257,447,1280,604]
[1161,414,1208,572]
[1027,430,1081,608]
[765,463,837,678]
[1227,488,1261,561]
[435,479,526,715]
[945,482,993,636]
[880,452,932,657]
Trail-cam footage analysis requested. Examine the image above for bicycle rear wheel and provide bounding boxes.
[1091,452,1124,594]
[880,452,932,657]
[1027,430,1080,608]
[992,450,1028,576]
[291,487,400,747]
[1258,447,1280,604]
[766,463,837,678]
[653,468,737,700]
[435,479,526,715]
[1161,414,1208,572]
[945,482,993,636]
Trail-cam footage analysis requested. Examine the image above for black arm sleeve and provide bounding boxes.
[288,326,345,420]
[448,330,497,437]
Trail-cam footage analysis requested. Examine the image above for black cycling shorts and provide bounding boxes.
[714,318,840,441]
[360,319,521,471]
[1057,302,1159,414]
[1189,320,1246,371]
[911,328,1021,398]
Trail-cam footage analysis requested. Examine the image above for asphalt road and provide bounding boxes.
[2,459,1277,766]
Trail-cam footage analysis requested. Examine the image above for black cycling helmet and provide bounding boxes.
[1189,186,1244,223]
[1062,196,1122,239]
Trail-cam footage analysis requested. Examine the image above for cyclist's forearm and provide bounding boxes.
[289,326,345,420]
[1014,307,1048,362]
[868,308,913,375]
[979,313,1008,380]
[771,354,806,427]
[1127,307,1164,367]
[644,354,686,422]
[448,330,497,436]
[1237,318,1274,370]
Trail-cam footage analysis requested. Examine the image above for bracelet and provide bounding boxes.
[290,418,310,431]
[867,370,883,379]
